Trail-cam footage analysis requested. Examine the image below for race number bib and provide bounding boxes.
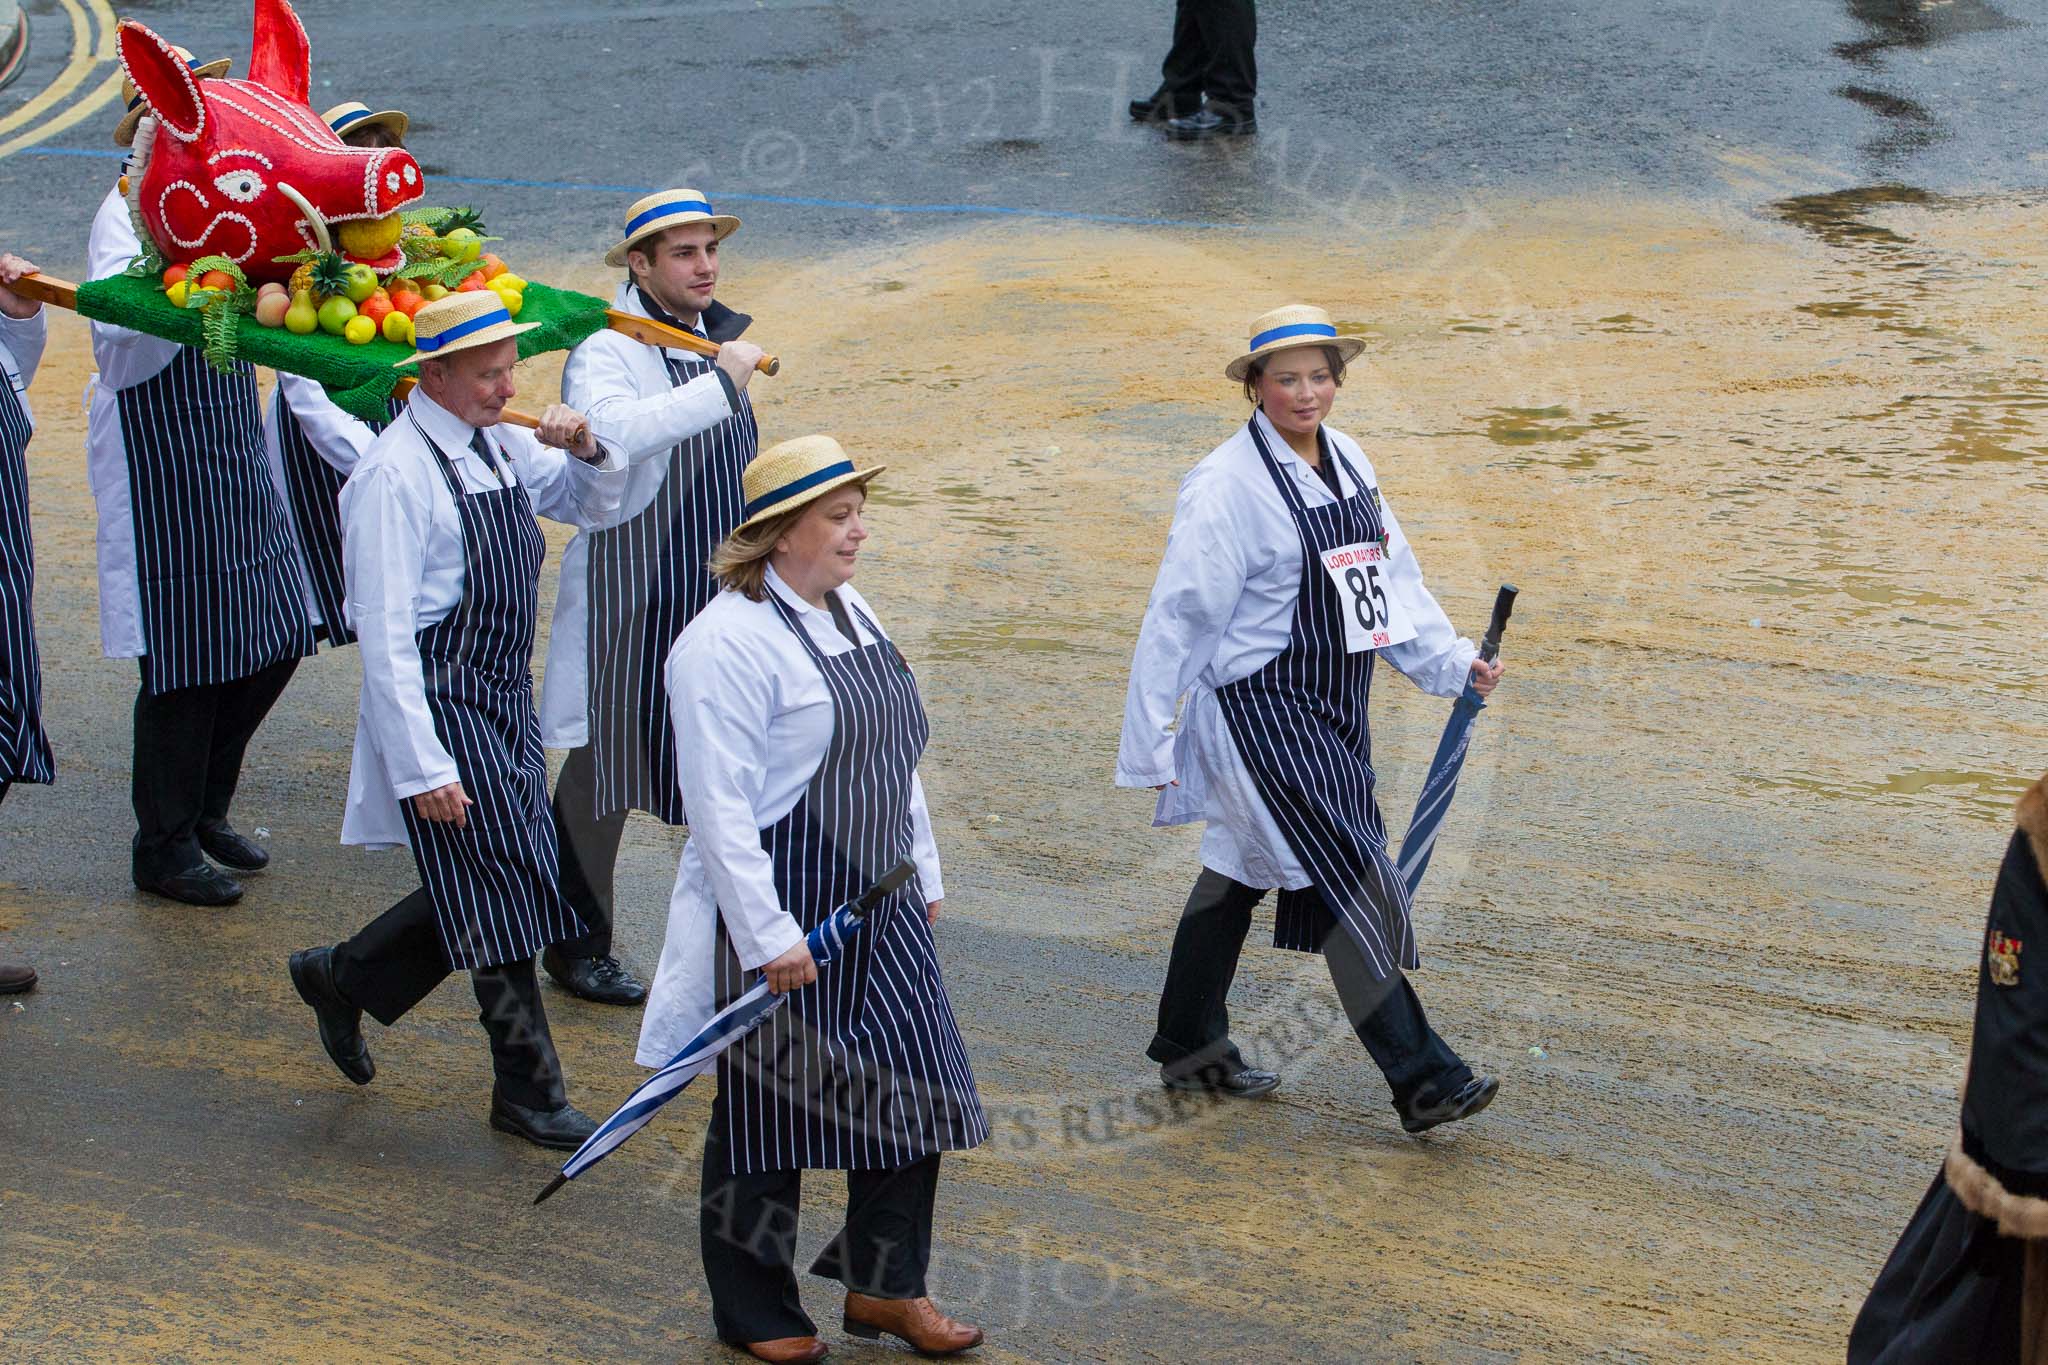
[1322,541,1417,653]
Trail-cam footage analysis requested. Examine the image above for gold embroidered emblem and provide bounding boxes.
[1988,931,2022,988]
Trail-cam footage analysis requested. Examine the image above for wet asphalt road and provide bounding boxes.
[2,0,2046,270]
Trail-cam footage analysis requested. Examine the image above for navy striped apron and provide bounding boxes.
[397,418,583,971]
[711,593,986,1174]
[584,320,754,823]
[1213,420,1420,979]
[274,393,400,648]
[114,348,313,695]
[0,364,52,786]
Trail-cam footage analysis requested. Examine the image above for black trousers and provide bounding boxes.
[1849,1171,2038,1364]
[329,887,567,1111]
[1155,0,1257,118]
[131,657,298,876]
[701,1092,941,1344]
[1148,867,1471,1110]
[548,743,625,960]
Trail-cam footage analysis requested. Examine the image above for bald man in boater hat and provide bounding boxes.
[287,293,625,1150]
[87,44,317,907]
[536,188,765,1006]
[261,98,417,656]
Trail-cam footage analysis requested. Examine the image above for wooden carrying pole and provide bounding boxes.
[10,273,779,435]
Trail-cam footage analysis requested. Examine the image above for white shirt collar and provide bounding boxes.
[405,385,481,452]
[1251,408,1351,494]
[615,282,710,344]
[764,563,838,621]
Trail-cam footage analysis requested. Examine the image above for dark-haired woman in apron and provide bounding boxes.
[1117,305,1504,1133]
[640,435,985,1363]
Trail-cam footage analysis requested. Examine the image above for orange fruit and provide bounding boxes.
[456,271,489,292]
[162,264,189,288]
[389,291,425,319]
[359,295,395,331]
[197,269,235,293]
[480,253,508,282]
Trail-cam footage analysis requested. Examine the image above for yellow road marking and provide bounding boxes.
[0,0,123,161]
[0,0,95,136]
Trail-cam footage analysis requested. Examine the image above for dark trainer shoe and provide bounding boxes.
[288,947,374,1086]
[1401,1075,1500,1134]
[0,962,36,994]
[136,861,244,907]
[1160,1060,1281,1098]
[1164,107,1257,141]
[489,1091,598,1151]
[197,821,269,872]
[542,948,648,1006]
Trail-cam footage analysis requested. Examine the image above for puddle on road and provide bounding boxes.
[1744,767,2034,821]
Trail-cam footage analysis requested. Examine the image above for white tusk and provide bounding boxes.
[277,181,332,254]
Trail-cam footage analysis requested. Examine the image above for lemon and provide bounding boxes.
[165,280,190,308]
[344,315,377,346]
[381,310,414,345]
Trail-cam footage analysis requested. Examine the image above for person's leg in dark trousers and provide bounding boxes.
[1150,0,1213,119]
[809,1155,941,1299]
[331,887,453,1027]
[331,887,569,1108]
[1,779,11,806]
[1192,0,1257,124]
[197,657,298,832]
[1320,912,1471,1112]
[470,957,566,1110]
[131,670,223,876]
[548,742,627,959]
[701,1094,816,1345]
[1147,867,1264,1075]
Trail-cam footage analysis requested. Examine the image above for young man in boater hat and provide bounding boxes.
[261,99,416,654]
[287,292,626,1150]
[87,45,317,907]
[536,188,765,1006]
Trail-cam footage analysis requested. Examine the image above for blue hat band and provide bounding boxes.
[416,308,513,353]
[625,199,715,238]
[329,108,373,132]
[744,460,858,519]
[1248,321,1339,352]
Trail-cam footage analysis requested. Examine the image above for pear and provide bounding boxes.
[284,292,320,336]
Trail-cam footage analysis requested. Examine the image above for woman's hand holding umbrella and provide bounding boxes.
[763,939,818,993]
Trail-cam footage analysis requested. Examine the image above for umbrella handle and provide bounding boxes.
[1480,584,1517,664]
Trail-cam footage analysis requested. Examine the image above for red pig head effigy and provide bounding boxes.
[119,0,425,284]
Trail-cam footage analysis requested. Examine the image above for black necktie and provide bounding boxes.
[824,590,861,646]
[469,429,508,487]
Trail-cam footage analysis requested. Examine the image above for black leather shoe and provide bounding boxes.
[1129,89,1187,123]
[542,948,648,1006]
[489,1091,599,1151]
[0,962,36,994]
[1160,1061,1281,1098]
[135,860,244,907]
[1401,1075,1499,1134]
[197,821,269,872]
[1164,107,1257,141]
[288,947,374,1086]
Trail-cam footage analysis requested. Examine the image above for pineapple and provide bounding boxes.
[292,251,353,303]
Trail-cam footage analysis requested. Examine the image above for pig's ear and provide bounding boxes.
[246,0,312,104]
[117,21,205,142]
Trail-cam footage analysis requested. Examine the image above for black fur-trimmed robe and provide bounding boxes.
[1849,774,2048,1364]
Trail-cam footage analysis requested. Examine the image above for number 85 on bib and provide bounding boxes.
[1322,542,1419,653]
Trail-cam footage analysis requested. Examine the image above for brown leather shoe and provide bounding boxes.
[736,1338,828,1364]
[843,1293,983,1356]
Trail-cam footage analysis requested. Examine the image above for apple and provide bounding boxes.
[254,291,292,327]
[317,296,358,336]
[342,264,378,304]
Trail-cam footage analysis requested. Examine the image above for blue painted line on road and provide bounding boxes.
[16,146,1246,231]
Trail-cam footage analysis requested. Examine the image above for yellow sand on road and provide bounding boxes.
[3,191,2044,1361]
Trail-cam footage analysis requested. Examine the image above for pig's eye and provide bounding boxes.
[213,170,266,203]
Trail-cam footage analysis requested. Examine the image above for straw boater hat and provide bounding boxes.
[735,436,885,531]
[323,101,410,144]
[1224,304,1368,382]
[604,188,741,268]
[114,47,232,145]
[393,291,541,368]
